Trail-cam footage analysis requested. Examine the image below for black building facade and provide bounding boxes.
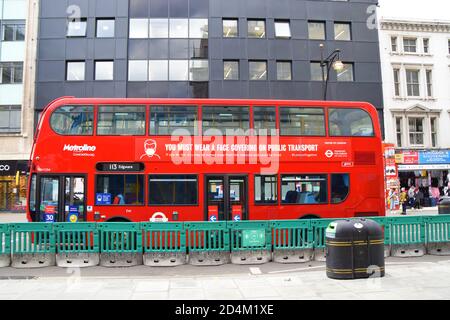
[36,0,383,128]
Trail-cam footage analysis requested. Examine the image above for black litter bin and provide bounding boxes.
[326,219,385,280]
[438,197,450,215]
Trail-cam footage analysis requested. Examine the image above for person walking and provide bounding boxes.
[414,187,424,210]
[408,186,416,208]
[399,187,408,215]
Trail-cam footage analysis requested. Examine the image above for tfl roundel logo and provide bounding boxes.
[325,150,334,158]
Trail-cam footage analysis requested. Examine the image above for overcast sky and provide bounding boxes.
[378,0,450,21]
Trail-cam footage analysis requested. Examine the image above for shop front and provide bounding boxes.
[396,150,450,207]
[0,160,29,213]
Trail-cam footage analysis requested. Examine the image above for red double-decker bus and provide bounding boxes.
[27,97,385,223]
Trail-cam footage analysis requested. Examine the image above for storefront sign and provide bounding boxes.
[0,161,17,176]
[419,151,450,165]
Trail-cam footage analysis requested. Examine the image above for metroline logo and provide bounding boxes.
[63,144,97,152]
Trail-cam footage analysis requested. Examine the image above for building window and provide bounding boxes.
[223,60,239,80]
[276,61,292,80]
[448,39,450,54]
[403,38,417,53]
[149,175,198,205]
[310,62,324,81]
[334,22,351,41]
[189,19,208,38]
[426,70,433,97]
[67,18,87,37]
[423,38,429,53]
[189,59,209,81]
[408,117,424,145]
[255,175,278,204]
[148,60,168,81]
[308,21,325,40]
[336,63,354,82]
[406,69,420,96]
[391,36,398,52]
[393,68,400,96]
[0,62,23,84]
[96,19,115,38]
[253,107,276,132]
[169,19,189,38]
[96,175,144,205]
[128,60,148,81]
[280,107,326,136]
[129,19,149,38]
[281,175,328,204]
[0,105,21,133]
[223,19,238,38]
[149,19,169,38]
[395,117,403,148]
[95,61,114,81]
[150,106,198,135]
[247,20,266,38]
[249,61,267,80]
[430,117,437,148]
[1,23,25,41]
[66,61,85,81]
[169,60,189,81]
[97,105,146,135]
[274,20,291,38]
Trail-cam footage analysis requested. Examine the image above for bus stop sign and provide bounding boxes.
[242,229,266,247]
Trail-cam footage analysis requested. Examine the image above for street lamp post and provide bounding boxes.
[320,44,345,101]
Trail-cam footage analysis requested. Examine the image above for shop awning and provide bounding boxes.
[398,164,450,171]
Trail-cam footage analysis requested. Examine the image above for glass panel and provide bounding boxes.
[329,108,374,137]
[149,60,168,81]
[96,175,144,205]
[169,60,189,80]
[207,177,225,221]
[281,175,327,204]
[66,62,85,81]
[403,38,417,52]
[274,21,291,38]
[202,106,250,135]
[149,19,169,38]
[224,61,239,80]
[67,19,87,37]
[334,23,351,41]
[223,19,238,37]
[64,177,85,221]
[97,106,146,135]
[249,61,267,80]
[253,107,276,132]
[310,62,324,81]
[130,19,149,38]
[280,107,325,136]
[150,105,197,135]
[308,22,325,40]
[128,60,148,81]
[277,61,292,80]
[189,60,209,81]
[248,20,265,38]
[40,177,59,219]
[50,106,93,135]
[97,19,115,38]
[337,63,353,82]
[13,63,23,83]
[29,175,36,212]
[3,24,14,40]
[331,174,349,203]
[189,19,208,38]
[149,175,198,205]
[170,19,189,38]
[95,61,114,80]
[255,175,278,204]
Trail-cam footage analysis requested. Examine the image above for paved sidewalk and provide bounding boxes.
[0,256,449,300]
[0,213,27,223]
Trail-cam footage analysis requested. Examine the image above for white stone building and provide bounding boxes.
[379,18,450,200]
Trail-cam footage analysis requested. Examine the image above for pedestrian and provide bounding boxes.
[388,188,397,211]
[414,187,423,210]
[429,185,440,207]
[408,186,415,207]
[399,187,408,215]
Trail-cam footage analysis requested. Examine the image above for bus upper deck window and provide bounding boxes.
[50,106,94,135]
[97,105,146,135]
[202,106,250,136]
[328,108,374,137]
[150,105,198,135]
[280,107,325,136]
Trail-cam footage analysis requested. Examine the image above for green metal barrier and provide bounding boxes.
[54,223,100,267]
[0,224,11,267]
[424,215,450,255]
[98,223,143,267]
[388,216,426,257]
[10,223,56,268]
[227,221,272,264]
[270,220,314,263]
[141,222,186,266]
[310,218,337,261]
[185,222,230,266]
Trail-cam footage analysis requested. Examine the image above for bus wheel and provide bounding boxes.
[299,215,320,220]
[105,217,131,222]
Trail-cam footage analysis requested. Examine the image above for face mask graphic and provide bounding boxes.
[141,139,160,159]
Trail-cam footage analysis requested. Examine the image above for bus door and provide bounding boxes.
[36,175,86,222]
[205,175,248,222]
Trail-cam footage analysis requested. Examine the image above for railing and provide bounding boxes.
[0,215,449,268]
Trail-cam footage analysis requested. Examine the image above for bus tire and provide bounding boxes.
[105,217,131,223]
[299,215,320,220]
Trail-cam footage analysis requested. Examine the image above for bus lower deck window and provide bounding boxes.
[149,175,198,205]
[95,174,144,205]
[281,175,327,204]
[255,175,278,204]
